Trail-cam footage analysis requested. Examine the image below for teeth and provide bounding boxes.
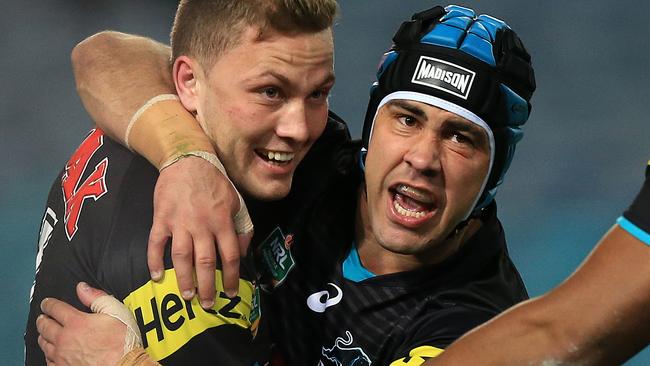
[265,151,294,162]
[396,184,432,203]
[393,199,427,218]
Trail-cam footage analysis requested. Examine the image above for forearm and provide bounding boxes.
[71,31,213,168]
[71,31,175,142]
[427,226,650,366]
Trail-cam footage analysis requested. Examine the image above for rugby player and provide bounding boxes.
[36,5,537,365]
[25,0,340,364]
[39,163,650,366]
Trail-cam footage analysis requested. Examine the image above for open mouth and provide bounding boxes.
[255,149,295,166]
[389,184,435,219]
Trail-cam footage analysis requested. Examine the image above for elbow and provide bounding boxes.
[71,31,122,92]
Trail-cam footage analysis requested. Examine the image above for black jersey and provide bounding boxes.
[24,112,353,366]
[25,128,265,365]
[258,148,529,365]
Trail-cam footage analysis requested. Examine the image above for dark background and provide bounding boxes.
[2,1,648,363]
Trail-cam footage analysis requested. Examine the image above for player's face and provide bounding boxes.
[363,100,490,262]
[196,26,334,200]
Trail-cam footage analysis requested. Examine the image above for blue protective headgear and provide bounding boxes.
[361,5,536,216]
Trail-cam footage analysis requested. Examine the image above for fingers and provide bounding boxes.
[193,233,217,309]
[40,298,77,326]
[38,334,56,365]
[238,231,253,257]
[170,230,196,301]
[147,223,170,282]
[36,313,61,346]
[215,221,241,298]
[76,282,109,308]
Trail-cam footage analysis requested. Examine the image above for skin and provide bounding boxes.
[37,227,650,366]
[167,26,334,305]
[37,283,126,366]
[36,100,494,365]
[358,100,491,274]
[423,225,650,366]
[175,26,335,202]
[68,29,335,304]
[70,32,247,300]
[35,25,338,364]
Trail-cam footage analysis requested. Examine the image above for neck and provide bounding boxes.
[354,187,482,275]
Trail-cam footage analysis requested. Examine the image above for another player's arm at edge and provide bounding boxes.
[425,166,650,366]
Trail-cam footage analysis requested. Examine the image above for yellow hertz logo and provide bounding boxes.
[389,345,444,366]
[123,268,255,361]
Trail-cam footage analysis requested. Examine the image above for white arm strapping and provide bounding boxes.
[90,295,142,356]
[125,94,180,150]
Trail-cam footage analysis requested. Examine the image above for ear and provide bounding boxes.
[172,55,202,114]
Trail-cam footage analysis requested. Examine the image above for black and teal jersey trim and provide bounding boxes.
[617,216,650,246]
[618,160,650,245]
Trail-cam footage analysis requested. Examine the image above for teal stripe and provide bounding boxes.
[342,244,376,282]
[617,216,650,246]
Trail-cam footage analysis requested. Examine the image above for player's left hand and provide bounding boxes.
[36,283,127,366]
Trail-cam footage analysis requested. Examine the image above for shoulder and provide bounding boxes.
[401,304,497,350]
[40,129,158,260]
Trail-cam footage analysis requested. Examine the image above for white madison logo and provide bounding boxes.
[307,283,343,313]
[411,56,476,99]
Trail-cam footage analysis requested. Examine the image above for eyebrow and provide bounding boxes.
[386,100,427,118]
[255,70,336,88]
[445,119,483,134]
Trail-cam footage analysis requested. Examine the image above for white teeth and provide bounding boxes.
[393,200,427,218]
[265,151,294,162]
[396,184,433,203]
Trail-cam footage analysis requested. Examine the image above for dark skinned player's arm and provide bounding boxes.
[426,163,650,366]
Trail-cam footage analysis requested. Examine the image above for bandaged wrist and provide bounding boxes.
[90,294,142,356]
[116,347,161,366]
[126,94,215,169]
[160,150,253,235]
[617,162,650,245]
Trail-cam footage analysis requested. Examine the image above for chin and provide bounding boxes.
[246,181,292,201]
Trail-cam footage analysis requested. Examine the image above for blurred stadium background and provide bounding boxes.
[2,1,648,363]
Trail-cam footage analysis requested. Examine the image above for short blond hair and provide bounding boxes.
[171,0,338,69]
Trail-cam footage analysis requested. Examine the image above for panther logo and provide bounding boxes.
[320,331,371,366]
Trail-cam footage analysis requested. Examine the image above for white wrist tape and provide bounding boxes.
[160,150,254,235]
[125,94,180,150]
[90,294,142,356]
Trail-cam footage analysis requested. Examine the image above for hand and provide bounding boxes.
[37,283,127,366]
[148,156,253,308]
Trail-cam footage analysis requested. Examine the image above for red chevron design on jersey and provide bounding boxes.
[61,129,109,240]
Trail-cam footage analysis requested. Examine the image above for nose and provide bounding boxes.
[275,101,309,144]
[403,133,441,177]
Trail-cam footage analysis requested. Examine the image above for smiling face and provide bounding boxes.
[175,26,335,200]
[360,99,491,270]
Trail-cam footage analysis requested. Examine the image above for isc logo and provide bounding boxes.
[123,269,255,360]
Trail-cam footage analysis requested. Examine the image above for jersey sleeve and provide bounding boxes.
[617,160,650,245]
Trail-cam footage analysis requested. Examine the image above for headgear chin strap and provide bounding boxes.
[361,4,536,217]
